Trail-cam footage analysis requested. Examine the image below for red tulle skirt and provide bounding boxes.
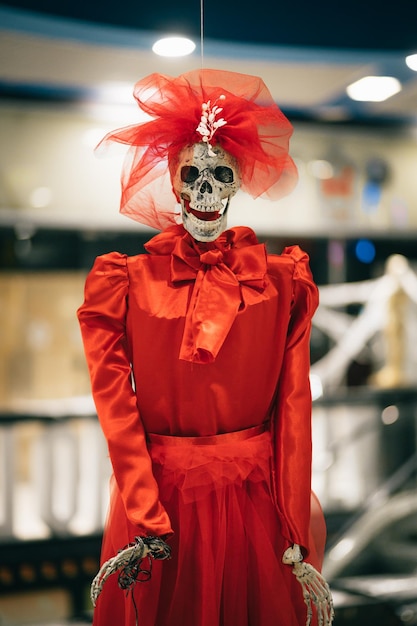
[93,425,325,626]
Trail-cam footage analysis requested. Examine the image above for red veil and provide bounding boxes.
[97,69,298,230]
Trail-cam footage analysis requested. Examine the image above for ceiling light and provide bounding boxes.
[152,36,196,57]
[405,53,417,71]
[346,76,402,102]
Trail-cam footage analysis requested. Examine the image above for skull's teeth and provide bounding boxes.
[187,212,222,227]
[190,203,223,213]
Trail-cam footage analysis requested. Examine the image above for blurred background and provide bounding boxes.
[0,0,417,624]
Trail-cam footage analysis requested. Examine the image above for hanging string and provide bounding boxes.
[200,0,204,68]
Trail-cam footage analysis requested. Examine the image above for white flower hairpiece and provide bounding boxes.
[196,95,227,156]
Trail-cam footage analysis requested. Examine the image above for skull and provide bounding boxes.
[173,142,240,242]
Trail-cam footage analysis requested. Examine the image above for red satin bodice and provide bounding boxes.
[77,224,319,552]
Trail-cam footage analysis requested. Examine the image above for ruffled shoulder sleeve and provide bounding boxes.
[79,252,129,322]
[281,245,319,337]
[77,252,173,538]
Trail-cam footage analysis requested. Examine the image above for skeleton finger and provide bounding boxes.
[91,536,171,607]
[292,561,334,626]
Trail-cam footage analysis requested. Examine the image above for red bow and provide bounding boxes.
[147,226,267,363]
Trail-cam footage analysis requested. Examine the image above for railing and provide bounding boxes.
[1,386,416,540]
[0,413,110,540]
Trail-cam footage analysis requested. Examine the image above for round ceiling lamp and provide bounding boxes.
[152,36,196,57]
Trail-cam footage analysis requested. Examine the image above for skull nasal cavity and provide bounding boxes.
[200,180,212,194]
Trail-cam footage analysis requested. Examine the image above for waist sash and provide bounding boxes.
[147,422,268,447]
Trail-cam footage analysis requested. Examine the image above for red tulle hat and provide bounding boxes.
[98,69,298,231]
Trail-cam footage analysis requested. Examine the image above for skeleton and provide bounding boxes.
[172,142,241,242]
[283,544,334,626]
[91,536,171,608]
[91,140,334,626]
[91,538,334,626]
[91,143,334,626]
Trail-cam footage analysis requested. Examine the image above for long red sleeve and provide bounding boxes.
[77,252,173,538]
[271,246,319,555]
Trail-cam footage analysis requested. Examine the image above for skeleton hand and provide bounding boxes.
[91,536,171,607]
[282,544,334,626]
[282,543,304,564]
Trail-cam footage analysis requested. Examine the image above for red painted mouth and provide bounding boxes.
[182,198,220,222]
[190,208,220,221]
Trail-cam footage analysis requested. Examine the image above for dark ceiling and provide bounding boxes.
[2,0,417,52]
[1,0,417,128]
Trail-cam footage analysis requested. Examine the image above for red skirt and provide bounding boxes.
[93,425,326,626]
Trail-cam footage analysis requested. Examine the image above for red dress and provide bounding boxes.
[77,224,326,626]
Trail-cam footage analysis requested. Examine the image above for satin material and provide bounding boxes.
[146,226,267,362]
[94,430,322,626]
[147,422,268,446]
[77,223,323,624]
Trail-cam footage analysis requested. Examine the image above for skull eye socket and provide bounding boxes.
[214,166,234,183]
[181,166,200,183]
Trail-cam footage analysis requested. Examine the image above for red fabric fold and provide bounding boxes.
[146,225,267,363]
